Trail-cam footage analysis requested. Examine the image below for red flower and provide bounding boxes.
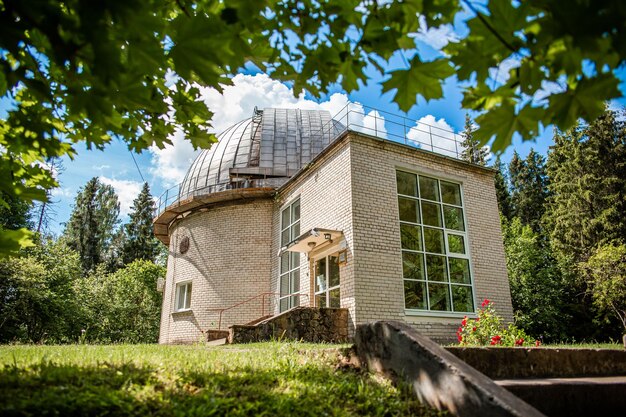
[457,326,463,333]
[535,340,541,347]
[515,338,524,346]
[461,318,467,327]
[457,334,463,342]
[490,335,502,345]
[475,317,480,322]
[472,327,477,332]
[481,299,491,308]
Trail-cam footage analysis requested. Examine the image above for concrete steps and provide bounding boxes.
[495,376,626,417]
[446,346,626,417]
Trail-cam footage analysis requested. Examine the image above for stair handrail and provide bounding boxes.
[207,292,309,330]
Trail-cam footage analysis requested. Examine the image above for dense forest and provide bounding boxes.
[1,107,625,344]
[463,106,626,342]
[0,180,166,343]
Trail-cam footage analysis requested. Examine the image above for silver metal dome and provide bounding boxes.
[178,108,343,199]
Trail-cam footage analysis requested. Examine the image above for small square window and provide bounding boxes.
[175,281,192,311]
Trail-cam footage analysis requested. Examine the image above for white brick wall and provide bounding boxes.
[159,131,512,344]
[159,199,273,344]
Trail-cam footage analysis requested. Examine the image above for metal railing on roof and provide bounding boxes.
[314,102,465,160]
[154,103,466,218]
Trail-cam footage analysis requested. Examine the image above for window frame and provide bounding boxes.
[174,280,192,312]
[396,169,476,315]
[279,197,302,312]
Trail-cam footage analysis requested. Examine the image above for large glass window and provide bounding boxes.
[397,171,474,313]
[279,198,301,312]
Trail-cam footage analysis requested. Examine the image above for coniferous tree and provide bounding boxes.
[544,108,626,340]
[545,109,626,267]
[460,114,488,165]
[64,177,120,273]
[509,149,549,233]
[493,156,512,220]
[122,183,160,265]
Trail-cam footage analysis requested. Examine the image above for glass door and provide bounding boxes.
[314,255,341,307]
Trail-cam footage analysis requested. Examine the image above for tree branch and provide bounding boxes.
[462,0,518,55]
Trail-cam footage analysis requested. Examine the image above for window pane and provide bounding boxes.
[176,287,184,310]
[291,270,300,293]
[419,176,440,201]
[329,255,340,287]
[404,280,427,309]
[449,257,471,284]
[185,283,192,309]
[443,206,465,231]
[291,252,300,268]
[315,258,327,292]
[397,171,417,197]
[400,224,423,251]
[440,181,462,206]
[398,197,420,223]
[329,288,341,308]
[281,229,290,246]
[423,227,444,253]
[292,199,300,222]
[281,208,290,229]
[448,234,466,254]
[316,294,327,308]
[402,252,425,280]
[421,201,442,227]
[426,254,447,282]
[291,294,300,308]
[280,298,289,312]
[452,285,474,312]
[291,221,300,241]
[280,275,290,296]
[280,252,290,274]
[428,283,451,311]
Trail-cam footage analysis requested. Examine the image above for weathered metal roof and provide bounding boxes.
[178,108,343,199]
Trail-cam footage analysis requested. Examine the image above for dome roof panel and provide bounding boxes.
[179,108,343,199]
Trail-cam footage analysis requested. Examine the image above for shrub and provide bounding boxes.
[457,300,539,347]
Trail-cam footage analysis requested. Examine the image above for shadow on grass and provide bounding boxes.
[0,360,446,417]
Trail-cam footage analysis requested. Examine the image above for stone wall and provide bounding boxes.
[229,307,349,343]
[159,198,274,344]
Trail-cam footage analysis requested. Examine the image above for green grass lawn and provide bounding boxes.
[0,342,445,416]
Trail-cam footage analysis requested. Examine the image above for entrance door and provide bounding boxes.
[314,255,341,307]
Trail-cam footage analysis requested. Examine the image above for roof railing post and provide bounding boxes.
[429,125,434,152]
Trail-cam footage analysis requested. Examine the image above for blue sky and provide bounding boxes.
[3,14,625,236]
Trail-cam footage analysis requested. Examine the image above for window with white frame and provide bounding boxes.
[175,281,192,312]
[279,198,301,312]
[396,170,475,313]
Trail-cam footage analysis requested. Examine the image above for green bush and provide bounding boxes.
[457,300,538,347]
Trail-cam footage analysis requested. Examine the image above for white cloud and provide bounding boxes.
[148,129,199,188]
[407,115,461,158]
[100,177,143,217]
[50,187,74,199]
[413,16,459,50]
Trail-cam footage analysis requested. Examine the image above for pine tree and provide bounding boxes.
[122,183,160,265]
[64,177,120,273]
[493,156,512,219]
[460,113,488,166]
[544,108,626,340]
[545,109,626,267]
[509,149,549,233]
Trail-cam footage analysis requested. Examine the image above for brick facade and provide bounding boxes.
[159,199,274,344]
[159,131,512,344]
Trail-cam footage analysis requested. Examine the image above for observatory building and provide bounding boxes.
[154,107,513,344]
